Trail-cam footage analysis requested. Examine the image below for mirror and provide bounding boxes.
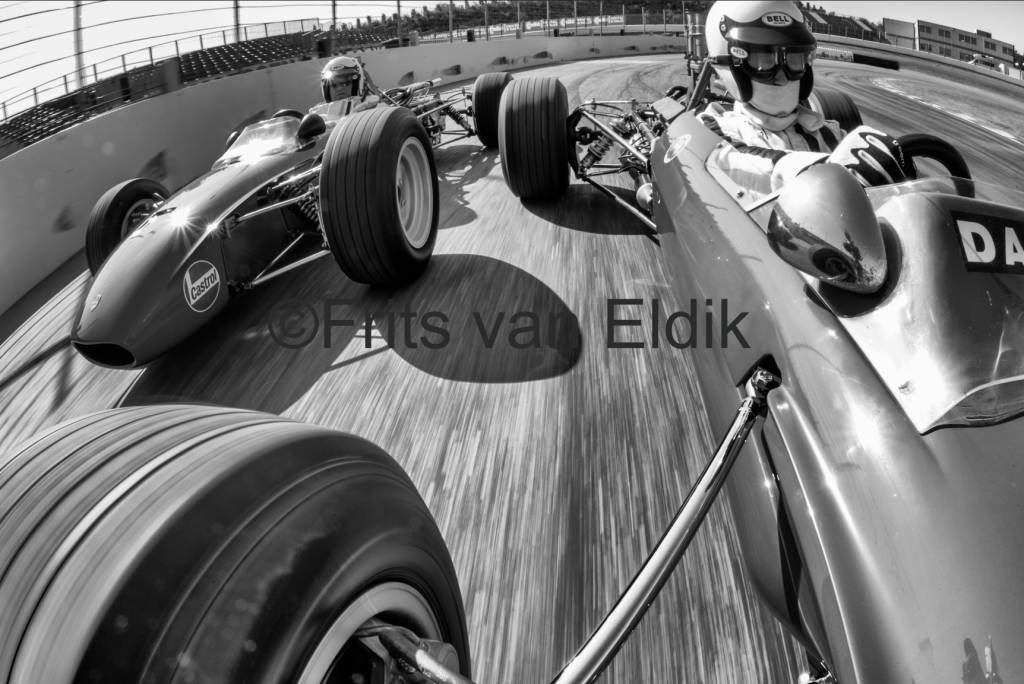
[767,163,887,294]
[224,130,240,150]
[297,113,327,143]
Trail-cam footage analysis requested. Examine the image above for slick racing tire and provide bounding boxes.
[320,106,439,284]
[85,177,168,276]
[498,76,569,200]
[806,87,863,136]
[0,405,470,683]
[472,71,512,148]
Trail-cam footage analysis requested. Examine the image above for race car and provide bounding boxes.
[491,59,1024,683]
[72,71,511,368]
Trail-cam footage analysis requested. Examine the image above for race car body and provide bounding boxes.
[496,64,1024,682]
[652,111,1024,682]
[72,72,511,368]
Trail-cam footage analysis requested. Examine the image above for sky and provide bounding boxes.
[817,1,1024,37]
[3,1,1024,116]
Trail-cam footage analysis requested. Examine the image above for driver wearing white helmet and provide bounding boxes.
[700,0,912,197]
[318,56,380,115]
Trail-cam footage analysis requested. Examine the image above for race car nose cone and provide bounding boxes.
[767,163,887,294]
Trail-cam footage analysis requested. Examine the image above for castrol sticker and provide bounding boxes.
[183,260,220,312]
[762,12,793,27]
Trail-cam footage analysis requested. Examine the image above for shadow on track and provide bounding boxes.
[522,183,656,238]
[434,144,501,231]
[119,254,582,412]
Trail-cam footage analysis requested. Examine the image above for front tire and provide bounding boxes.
[0,405,469,683]
[498,76,569,200]
[319,106,439,284]
[472,71,511,148]
[85,177,168,275]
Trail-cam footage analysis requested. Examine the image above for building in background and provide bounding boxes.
[916,20,1015,69]
[882,18,915,50]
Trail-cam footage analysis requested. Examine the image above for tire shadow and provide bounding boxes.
[434,143,501,231]
[119,253,581,412]
[356,253,582,383]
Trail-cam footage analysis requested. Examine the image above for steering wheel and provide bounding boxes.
[896,133,974,197]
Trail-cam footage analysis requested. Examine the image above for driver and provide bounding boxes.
[319,56,380,114]
[699,0,913,197]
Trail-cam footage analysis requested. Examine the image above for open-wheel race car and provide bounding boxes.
[72,69,512,368]
[490,56,1024,682]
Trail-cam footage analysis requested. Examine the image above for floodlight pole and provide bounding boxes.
[397,0,402,45]
[233,0,240,42]
[73,0,85,87]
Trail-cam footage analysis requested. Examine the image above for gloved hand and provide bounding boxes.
[827,125,916,187]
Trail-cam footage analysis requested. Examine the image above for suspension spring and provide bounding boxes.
[445,105,473,132]
[581,133,614,171]
[580,116,635,172]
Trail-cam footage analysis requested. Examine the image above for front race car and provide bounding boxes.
[650,108,1024,683]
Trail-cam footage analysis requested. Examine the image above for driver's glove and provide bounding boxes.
[826,125,916,187]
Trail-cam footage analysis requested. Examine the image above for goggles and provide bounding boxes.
[717,45,815,82]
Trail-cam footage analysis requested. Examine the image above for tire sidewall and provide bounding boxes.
[320,107,440,283]
[85,178,167,276]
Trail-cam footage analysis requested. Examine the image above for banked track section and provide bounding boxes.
[4,56,1024,682]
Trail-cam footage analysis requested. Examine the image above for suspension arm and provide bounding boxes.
[550,368,781,684]
[578,109,650,168]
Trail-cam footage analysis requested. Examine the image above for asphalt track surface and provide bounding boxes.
[2,56,1024,683]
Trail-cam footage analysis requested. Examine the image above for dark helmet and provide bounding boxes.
[321,56,366,102]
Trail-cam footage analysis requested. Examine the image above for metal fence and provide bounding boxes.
[1,18,322,122]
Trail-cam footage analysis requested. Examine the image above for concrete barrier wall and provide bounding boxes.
[817,34,1024,89]
[0,34,684,316]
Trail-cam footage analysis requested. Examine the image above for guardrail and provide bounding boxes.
[816,34,1024,88]
[0,18,325,123]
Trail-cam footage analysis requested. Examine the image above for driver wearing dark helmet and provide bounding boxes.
[318,56,380,115]
[699,0,913,197]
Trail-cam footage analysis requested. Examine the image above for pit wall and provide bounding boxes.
[0,33,684,316]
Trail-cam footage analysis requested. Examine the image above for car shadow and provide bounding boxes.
[433,143,500,231]
[354,253,582,383]
[522,182,656,238]
[119,253,581,412]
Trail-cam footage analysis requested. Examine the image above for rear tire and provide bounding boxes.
[85,177,168,276]
[0,405,470,683]
[472,71,511,148]
[319,106,439,284]
[498,76,570,201]
[806,87,862,136]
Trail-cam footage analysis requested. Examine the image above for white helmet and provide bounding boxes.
[704,1,816,104]
[321,56,368,102]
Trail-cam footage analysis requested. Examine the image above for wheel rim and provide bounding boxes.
[296,581,448,683]
[395,137,433,249]
[120,196,158,238]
